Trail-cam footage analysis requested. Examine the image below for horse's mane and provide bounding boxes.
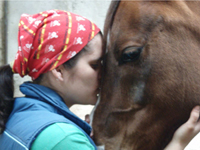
[103,0,121,48]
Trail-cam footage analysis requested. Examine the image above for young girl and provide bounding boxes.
[0,10,199,150]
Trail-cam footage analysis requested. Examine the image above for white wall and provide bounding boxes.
[0,1,5,65]
[6,0,111,119]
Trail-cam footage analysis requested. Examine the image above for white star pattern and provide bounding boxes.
[74,37,83,45]
[76,16,85,21]
[41,58,50,65]
[26,43,32,49]
[50,20,61,27]
[34,20,42,28]
[20,36,24,40]
[18,46,22,51]
[32,68,38,72]
[23,43,32,53]
[71,51,76,57]
[21,14,29,17]
[15,53,19,60]
[28,17,36,24]
[77,23,86,33]
[67,51,77,59]
[48,32,58,39]
[48,45,55,52]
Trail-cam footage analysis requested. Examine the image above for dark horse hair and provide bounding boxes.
[0,64,14,134]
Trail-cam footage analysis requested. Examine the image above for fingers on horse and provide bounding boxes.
[189,106,200,123]
[186,106,200,132]
[85,114,90,124]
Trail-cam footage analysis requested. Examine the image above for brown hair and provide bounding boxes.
[33,48,85,84]
[0,64,14,133]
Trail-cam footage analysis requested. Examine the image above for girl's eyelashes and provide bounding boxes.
[91,60,102,70]
[91,63,100,70]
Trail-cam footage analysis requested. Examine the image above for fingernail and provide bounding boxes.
[194,106,200,112]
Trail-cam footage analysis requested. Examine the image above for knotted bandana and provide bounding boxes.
[11,10,100,80]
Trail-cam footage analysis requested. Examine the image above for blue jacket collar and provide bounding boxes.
[20,82,92,135]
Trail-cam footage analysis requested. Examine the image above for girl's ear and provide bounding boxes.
[51,65,65,81]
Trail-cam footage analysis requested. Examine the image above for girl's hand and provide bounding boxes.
[85,114,90,124]
[164,106,200,150]
[85,114,94,138]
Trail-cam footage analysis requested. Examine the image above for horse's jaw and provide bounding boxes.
[93,102,190,150]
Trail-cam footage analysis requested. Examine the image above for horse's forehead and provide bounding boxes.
[109,2,161,40]
[108,1,191,45]
[112,1,196,29]
[113,2,160,25]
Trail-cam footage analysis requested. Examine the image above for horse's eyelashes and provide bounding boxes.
[120,47,143,64]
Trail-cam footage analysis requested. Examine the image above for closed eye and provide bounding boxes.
[91,60,103,70]
[91,63,100,70]
[119,46,143,65]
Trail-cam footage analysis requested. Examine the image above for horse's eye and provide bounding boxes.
[120,47,143,65]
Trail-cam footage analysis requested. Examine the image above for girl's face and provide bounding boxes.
[62,34,103,107]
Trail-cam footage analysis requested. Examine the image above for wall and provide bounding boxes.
[4,0,111,120]
[0,1,6,65]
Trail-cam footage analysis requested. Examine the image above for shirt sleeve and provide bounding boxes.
[31,122,95,150]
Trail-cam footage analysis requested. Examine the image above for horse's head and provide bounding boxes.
[93,1,200,150]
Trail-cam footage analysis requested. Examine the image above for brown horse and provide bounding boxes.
[92,1,200,150]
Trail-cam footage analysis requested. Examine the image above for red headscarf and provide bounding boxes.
[11,10,100,80]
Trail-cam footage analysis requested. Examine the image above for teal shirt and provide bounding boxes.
[31,123,95,150]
